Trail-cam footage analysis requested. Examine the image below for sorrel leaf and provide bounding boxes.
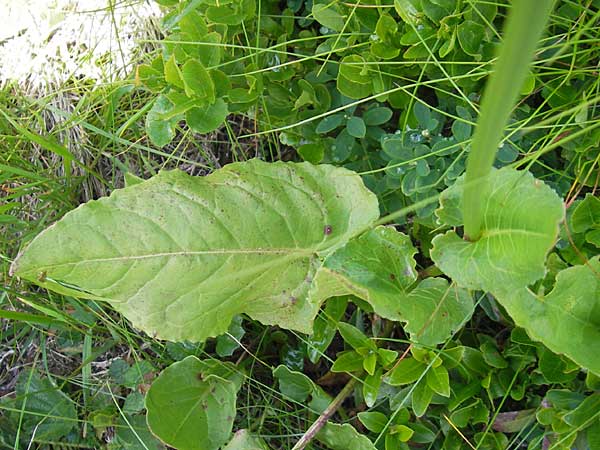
[11,160,378,341]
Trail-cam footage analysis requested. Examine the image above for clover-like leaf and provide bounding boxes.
[431,168,564,293]
[145,356,241,450]
[495,256,600,375]
[311,227,472,345]
[10,160,379,341]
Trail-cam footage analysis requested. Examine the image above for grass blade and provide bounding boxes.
[463,0,555,240]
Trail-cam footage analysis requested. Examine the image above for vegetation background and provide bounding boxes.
[0,0,599,449]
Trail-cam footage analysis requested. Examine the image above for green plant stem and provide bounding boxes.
[291,376,359,450]
[462,0,555,240]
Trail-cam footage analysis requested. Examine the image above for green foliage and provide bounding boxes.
[4,0,600,449]
[11,160,379,341]
[432,167,564,293]
[145,356,243,450]
[316,422,377,450]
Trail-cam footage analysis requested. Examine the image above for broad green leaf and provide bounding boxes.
[375,13,398,43]
[109,414,166,450]
[316,423,377,450]
[216,315,245,357]
[394,0,419,25]
[457,20,485,56]
[426,365,450,397]
[186,98,228,134]
[431,168,564,293]
[164,54,184,89]
[494,256,600,375]
[14,369,77,441]
[223,430,269,450]
[363,107,393,126]
[571,193,600,233]
[316,114,345,134]
[421,0,456,22]
[307,296,347,363]
[273,365,314,402]
[298,143,325,164]
[363,369,383,407]
[145,356,241,450]
[563,393,600,427]
[312,2,345,31]
[310,227,471,345]
[11,160,379,342]
[412,380,434,417]
[124,172,143,187]
[338,322,373,351]
[390,424,414,442]
[331,350,364,372]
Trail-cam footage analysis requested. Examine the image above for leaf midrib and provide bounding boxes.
[22,247,317,269]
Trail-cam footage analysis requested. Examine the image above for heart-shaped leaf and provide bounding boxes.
[10,160,379,341]
[495,256,600,375]
[431,168,564,293]
[145,356,242,450]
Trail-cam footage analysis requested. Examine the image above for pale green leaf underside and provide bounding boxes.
[496,257,600,376]
[145,356,240,450]
[11,160,379,341]
[310,227,473,345]
[431,168,564,292]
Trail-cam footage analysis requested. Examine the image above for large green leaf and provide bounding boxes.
[145,356,242,450]
[431,168,564,293]
[11,160,379,341]
[495,256,600,375]
[310,227,473,345]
